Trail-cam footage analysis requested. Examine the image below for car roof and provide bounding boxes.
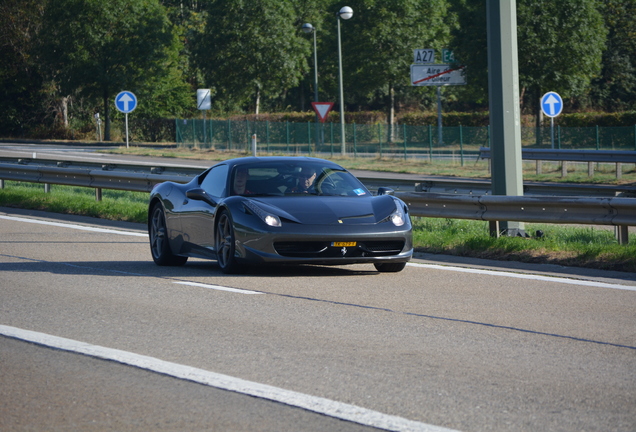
[214,156,345,170]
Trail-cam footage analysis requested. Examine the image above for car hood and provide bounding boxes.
[250,195,397,225]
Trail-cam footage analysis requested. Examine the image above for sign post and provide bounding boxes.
[197,89,212,148]
[411,54,466,147]
[541,91,563,149]
[115,91,137,148]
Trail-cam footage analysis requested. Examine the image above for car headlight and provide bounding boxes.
[390,203,406,227]
[244,201,282,227]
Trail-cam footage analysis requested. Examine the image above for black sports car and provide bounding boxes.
[148,156,412,273]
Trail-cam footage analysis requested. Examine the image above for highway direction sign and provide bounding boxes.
[115,91,137,114]
[413,49,435,64]
[411,64,466,86]
[541,91,563,117]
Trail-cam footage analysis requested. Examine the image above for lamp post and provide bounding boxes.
[336,6,353,156]
[302,23,320,148]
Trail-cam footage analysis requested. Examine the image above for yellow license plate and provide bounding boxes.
[331,242,357,247]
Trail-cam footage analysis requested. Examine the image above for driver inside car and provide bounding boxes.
[290,167,317,193]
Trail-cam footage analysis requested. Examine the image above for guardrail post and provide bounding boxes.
[536,160,542,175]
[588,161,594,177]
[0,179,4,189]
[616,162,622,180]
[44,183,51,193]
[616,226,628,245]
[95,188,103,201]
[489,221,500,238]
[561,161,568,177]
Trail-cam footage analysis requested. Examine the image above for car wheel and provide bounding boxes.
[215,211,244,274]
[149,204,187,266]
[374,262,407,273]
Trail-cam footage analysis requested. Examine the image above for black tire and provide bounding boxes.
[215,211,244,274]
[374,262,407,273]
[149,204,188,266]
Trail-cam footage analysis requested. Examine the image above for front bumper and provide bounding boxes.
[234,222,413,266]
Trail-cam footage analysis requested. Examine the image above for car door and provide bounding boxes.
[180,164,228,255]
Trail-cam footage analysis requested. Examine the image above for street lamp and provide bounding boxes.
[336,6,353,155]
[302,23,320,148]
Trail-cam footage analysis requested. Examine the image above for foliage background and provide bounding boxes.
[1,0,635,140]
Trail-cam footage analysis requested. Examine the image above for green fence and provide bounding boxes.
[175,119,636,158]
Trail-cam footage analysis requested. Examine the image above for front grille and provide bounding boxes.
[274,242,328,256]
[273,240,405,258]
[362,241,405,253]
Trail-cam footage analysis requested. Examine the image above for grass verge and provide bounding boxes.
[1,180,634,273]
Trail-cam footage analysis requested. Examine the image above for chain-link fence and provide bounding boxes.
[175,119,636,159]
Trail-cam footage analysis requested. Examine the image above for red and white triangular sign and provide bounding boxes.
[311,102,334,123]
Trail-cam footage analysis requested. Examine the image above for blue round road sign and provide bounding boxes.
[115,91,137,114]
[541,91,563,118]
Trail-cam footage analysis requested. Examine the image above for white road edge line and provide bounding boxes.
[407,262,636,292]
[174,281,263,295]
[0,214,147,237]
[4,213,633,292]
[0,325,459,432]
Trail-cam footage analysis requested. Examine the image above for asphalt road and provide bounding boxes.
[1,207,635,431]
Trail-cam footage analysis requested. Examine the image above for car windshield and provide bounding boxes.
[229,161,369,197]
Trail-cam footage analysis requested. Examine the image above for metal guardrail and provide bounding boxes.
[479,147,636,163]
[0,158,198,193]
[3,156,634,197]
[1,157,634,244]
[400,192,633,244]
[479,147,636,179]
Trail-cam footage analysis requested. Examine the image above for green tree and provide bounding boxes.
[194,0,311,114]
[334,0,451,126]
[450,0,606,117]
[590,0,636,111]
[0,0,45,135]
[38,0,190,140]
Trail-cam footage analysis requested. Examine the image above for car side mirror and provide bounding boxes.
[377,187,395,196]
[186,188,217,206]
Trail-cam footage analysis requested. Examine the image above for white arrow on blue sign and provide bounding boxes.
[115,91,137,114]
[541,91,563,118]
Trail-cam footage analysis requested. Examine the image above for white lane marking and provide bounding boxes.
[0,214,147,237]
[408,262,636,292]
[0,325,459,432]
[4,213,634,292]
[174,281,263,295]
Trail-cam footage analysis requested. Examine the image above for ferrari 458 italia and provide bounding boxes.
[148,157,412,273]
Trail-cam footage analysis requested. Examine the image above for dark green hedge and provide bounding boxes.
[224,111,636,127]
